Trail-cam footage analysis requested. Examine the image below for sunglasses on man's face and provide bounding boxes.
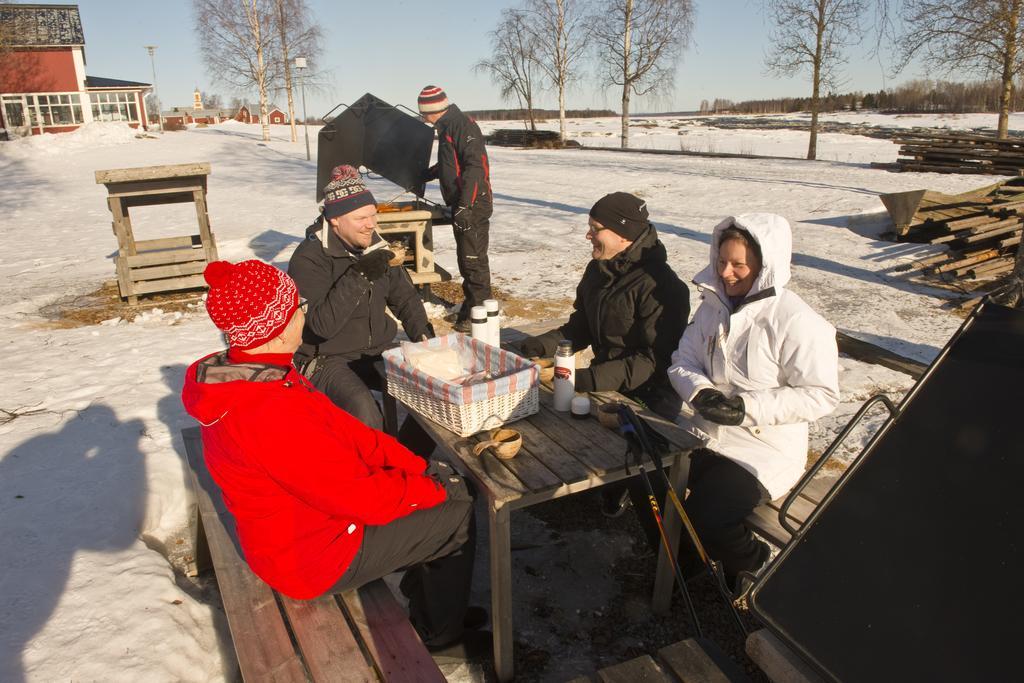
[299,298,309,313]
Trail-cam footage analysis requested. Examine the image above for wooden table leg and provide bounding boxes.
[653,451,691,614]
[489,502,514,682]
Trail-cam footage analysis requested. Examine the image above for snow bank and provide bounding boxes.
[1,122,143,160]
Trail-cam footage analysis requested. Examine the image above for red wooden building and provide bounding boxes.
[0,4,151,137]
[235,104,288,125]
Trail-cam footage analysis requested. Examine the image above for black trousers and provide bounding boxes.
[633,448,770,580]
[303,354,435,457]
[328,461,476,648]
[452,204,492,318]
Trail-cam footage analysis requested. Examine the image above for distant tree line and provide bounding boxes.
[467,108,616,121]
[705,78,1024,116]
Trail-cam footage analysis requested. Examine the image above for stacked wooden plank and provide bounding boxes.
[886,132,1024,175]
[487,128,562,147]
[894,178,1024,281]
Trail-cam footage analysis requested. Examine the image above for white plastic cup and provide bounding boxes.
[570,395,591,420]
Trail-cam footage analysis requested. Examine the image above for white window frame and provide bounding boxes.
[88,91,141,124]
[3,92,86,129]
[1,95,29,129]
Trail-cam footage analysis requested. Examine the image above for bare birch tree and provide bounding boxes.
[273,0,321,143]
[590,0,694,149]
[524,0,591,142]
[763,0,866,160]
[194,0,279,141]
[895,0,1024,139]
[475,9,542,130]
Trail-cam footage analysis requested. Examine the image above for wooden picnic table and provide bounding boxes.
[382,383,702,682]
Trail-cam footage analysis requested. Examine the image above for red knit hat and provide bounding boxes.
[203,260,300,350]
[418,85,449,115]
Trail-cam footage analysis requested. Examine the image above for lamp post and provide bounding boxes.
[144,45,162,132]
[294,57,310,161]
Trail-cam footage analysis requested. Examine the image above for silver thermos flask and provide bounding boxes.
[553,340,575,412]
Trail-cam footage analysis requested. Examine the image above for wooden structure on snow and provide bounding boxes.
[95,163,218,304]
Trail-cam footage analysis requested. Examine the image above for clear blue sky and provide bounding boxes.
[71,0,924,117]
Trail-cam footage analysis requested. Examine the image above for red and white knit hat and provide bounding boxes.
[418,85,449,115]
[203,260,300,350]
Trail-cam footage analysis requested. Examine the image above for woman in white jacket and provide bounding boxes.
[668,213,839,587]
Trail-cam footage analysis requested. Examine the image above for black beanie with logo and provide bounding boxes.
[589,192,650,241]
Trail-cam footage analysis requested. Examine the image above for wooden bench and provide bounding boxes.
[568,637,751,683]
[745,476,836,549]
[181,426,445,682]
[744,393,899,550]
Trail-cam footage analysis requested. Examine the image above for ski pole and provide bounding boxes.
[617,414,703,638]
[618,403,748,637]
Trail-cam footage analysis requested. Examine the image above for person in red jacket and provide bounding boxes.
[181,259,485,657]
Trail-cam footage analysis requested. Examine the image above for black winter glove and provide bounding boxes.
[518,336,547,358]
[351,249,393,282]
[452,205,472,233]
[574,368,596,393]
[692,388,745,426]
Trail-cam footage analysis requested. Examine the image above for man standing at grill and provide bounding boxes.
[418,85,493,333]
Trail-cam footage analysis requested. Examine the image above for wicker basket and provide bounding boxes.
[383,334,539,437]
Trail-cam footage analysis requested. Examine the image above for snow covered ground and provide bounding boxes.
[0,115,1002,681]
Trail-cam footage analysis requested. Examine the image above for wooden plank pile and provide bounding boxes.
[881,131,1024,175]
[487,128,563,147]
[893,177,1024,281]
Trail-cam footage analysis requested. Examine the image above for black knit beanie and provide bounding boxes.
[589,192,649,241]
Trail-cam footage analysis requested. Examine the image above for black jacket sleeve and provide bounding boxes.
[288,238,371,342]
[453,118,489,209]
[386,265,432,342]
[525,280,594,357]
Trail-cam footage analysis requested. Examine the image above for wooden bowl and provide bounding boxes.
[531,357,555,383]
[598,402,624,429]
[472,428,523,460]
[387,242,407,266]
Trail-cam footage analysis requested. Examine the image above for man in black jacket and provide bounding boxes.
[418,85,493,332]
[289,165,434,448]
[518,192,689,418]
[518,192,689,519]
